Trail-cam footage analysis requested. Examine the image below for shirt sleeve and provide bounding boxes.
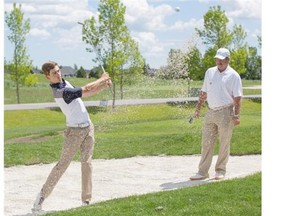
[232,74,243,97]
[201,69,209,93]
[63,87,82,104]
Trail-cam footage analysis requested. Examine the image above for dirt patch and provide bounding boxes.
[5,133,61,145]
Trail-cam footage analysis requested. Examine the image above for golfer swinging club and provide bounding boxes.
[32,61,112,213]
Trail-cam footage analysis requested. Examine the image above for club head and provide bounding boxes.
[188,116,193,124]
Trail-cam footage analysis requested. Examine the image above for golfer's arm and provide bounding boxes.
[81,78,108,97]
[195,91,207,111]
[233,96,241,116]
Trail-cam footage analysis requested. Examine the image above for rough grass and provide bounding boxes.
[4,99,261,167]
[45,172,261,216]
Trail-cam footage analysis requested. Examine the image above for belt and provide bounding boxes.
[209,104,233,111]
[67,122,90,128]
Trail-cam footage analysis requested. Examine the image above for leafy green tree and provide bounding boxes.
[196,5,232,49]
[257,36,262,48]
[89,67,101,78]
[245,47,261,80]
[24,73,38,87]
[230,47,248,76]
[81,0,142,107]
[119,37,144,99]
[143,62,151,76]
[231,24,248,50]
[76,66,87,78]
[185,47,203,80]
[5,3,35,103]
[201,47,218,76]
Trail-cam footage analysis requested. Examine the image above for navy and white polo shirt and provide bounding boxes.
[50,79,91,127]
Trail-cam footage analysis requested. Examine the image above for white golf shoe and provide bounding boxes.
[190,173,208,180]
[31,193,45,213]
[215,172,225,180]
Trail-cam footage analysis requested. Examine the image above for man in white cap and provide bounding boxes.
[190,48,243,180]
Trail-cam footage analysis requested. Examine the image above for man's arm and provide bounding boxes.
[233,96,241,126]
[82,73,112,98]
[194,91,207,118]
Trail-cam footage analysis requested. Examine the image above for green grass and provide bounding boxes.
[45,172,261,216]
[4,99,261,167]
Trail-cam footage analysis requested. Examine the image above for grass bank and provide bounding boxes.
[45,172,261,216]
[4,99,261,167]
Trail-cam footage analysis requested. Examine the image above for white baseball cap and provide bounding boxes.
[214,48,230,60]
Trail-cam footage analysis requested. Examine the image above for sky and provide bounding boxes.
[3,0,261,70]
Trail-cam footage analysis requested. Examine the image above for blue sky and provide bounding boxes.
[3,0,261,70]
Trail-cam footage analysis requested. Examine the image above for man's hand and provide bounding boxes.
[101,72,112,87]
[193,109,200,119]
[82,73,112,97]
[233,116,240,126]
[193,91,207,119]
[233,97,241,126]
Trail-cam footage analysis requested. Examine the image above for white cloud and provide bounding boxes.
[197,0,261,19]
[168,18,201,31]
[122,0,175,30]
[54,25,88,50]
[5,0,96,50]
[200,0,261,19]
[132,31,166,56]
[29,28,50,37]
[227,0,261,19]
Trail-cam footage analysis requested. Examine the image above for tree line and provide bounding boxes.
[157,5,261,81]
[5,1,261,104]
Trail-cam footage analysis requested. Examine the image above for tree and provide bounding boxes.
[157,49,188,80]
[201,47,218,76]
[185,47,203,80]
[76,66,87,78]
[73,64,78,71]
[5,3,35,103]
[196,5,232,49]
[143,62,152,76]
[230,47,248,77]
[119,37,144,99]
[231,24,247,50]
[257,35,262,48]
[81,0,143,107]
[245,47,261,80]
[89,67,101,78]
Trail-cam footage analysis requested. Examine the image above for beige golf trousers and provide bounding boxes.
[40,124,95,202]
[198,105,234,177]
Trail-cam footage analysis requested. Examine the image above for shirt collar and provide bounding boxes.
[50,79,66,89]
[217,65,230,74]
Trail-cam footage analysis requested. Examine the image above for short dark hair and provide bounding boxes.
[42,61,58,76]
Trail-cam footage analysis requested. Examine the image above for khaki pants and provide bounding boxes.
[40,124,95,202]
[198,106,234,177]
